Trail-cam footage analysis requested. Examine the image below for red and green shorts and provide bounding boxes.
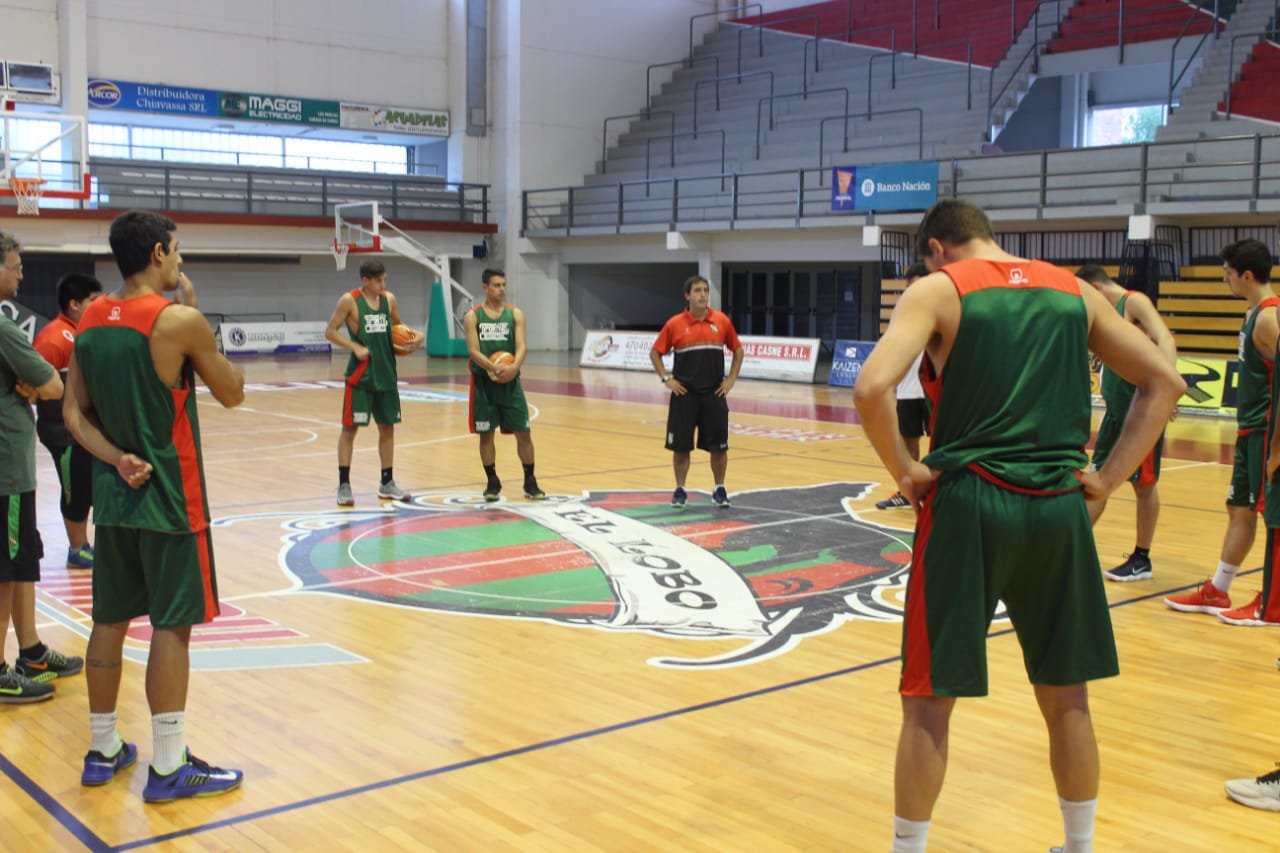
[1091,412,1162,486]
[92,525,220,629]
[900,467,1119,697]
[1227,429,1266,510]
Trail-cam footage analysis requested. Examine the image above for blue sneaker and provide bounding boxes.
[67,543,94,570]
[142,749,243,803]
[671,487,687,509]
[82,741,138,786]
[712,486,731,508]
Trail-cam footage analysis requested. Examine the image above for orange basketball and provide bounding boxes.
[487,350,516,383]
[390,324,417,355]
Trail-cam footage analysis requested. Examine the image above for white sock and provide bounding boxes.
[715,483,726,490]
[1212,561,1240,593]
[1058,796,1096,853]
[891,816,929,853]
[151,712,186,775]
[89,711,122,756]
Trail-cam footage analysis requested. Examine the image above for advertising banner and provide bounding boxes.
[220,322,331,356]
[831,161,939,212]
[87,79,218,116]
[217,91,340,126]
[579,331,820,384]
[340,103,449,137]
[827,339,878,388]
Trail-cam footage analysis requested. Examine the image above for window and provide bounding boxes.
[1087,104,1166,147]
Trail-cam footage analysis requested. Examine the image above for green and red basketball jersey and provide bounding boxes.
[1099,292,1137,413]
[470,304,517,378]
[344,288,398,391]
[921,258,1090,493]
[75,292,211,534]
[1236,296,1280,431]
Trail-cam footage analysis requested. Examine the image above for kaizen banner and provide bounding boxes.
[831,161,939,212]
[579,330,820,384]
[827,339,877,387]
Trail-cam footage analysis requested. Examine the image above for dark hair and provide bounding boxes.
[1075,264,1112,285]
[358,259,386,279]
[56,273,103,313]
[904,262,929,282]
[1221,238,1273,284]
[684,275,709,295]
[0,231,19,257]
[914,199,995,260]
[482,268,506,285]
[108,211,176,279]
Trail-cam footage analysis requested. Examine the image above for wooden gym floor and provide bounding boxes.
[1,351,1276,852]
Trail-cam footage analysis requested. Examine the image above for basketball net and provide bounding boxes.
[8,177,46,216]
[331,240,350,271]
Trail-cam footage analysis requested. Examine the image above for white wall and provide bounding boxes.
[83,0,449,107]
[0,1,59,63]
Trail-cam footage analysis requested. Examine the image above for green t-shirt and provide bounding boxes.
[0,316,55,494]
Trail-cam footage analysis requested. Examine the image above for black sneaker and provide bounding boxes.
[523,479,546,500]
[483,479,502,502]
[16,646,84,682]
[875,492,910,509]
[0,663,54,703]
[1104,552,1153,582]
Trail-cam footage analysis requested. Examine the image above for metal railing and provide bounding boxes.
[1224,30,1280,117]
[1167,0,1221,112]
[756,88,850,159]
[690,4,762,60]
[818,108,926,166]
[602,110,674,175]
[522,132,1280,235]
[693,70,774,133]
[986,0,1063,139]
[646,55,719,111]
[88,158,490,224]
[645,130,726,193]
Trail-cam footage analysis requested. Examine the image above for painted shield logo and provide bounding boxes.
[281,482,912,668]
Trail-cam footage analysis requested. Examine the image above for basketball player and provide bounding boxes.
[63,210,244,800]
[650,275,744,509]
[464,268,544,501]
[32,273,103,570]
[854,200,1183,853]
[1077,265,1177,581]
[325,259,422,506]
[1165,238,1279,622]
[876,261,931,509]
[0,230,83,703]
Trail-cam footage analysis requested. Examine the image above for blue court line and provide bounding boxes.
[9,569,1259,851]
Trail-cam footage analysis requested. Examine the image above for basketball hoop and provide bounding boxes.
[8,177,46,216]
[331,240,350,271]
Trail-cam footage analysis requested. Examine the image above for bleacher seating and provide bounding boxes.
[737,0,1038,67]
[1218,40,1280,122]
[1045,0,1220,54]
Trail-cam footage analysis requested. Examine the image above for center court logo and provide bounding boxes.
[281,483,912,669]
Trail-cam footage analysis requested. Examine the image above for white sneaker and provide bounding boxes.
[378,480,410,501]
[336,483,354,506]
[1226,764,1280,811]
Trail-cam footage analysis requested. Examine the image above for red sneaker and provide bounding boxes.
[1164,579,1231,614]
[1218,592,1280,626]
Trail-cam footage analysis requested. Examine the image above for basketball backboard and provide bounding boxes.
[0,110,90,205]
[334,201,383,253]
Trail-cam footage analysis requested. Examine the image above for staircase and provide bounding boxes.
[1045,0,1219,54]
[1159,0,1280,139]
[1219,40,1280,122]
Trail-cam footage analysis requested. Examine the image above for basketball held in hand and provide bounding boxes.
[487,350,516,383]
[390,324,418,356]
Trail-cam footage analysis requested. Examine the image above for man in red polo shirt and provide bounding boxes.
[649,275,744,509]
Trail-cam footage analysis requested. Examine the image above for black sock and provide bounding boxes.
[19,642,46,661]
[484,464,498,483]
[1134,546,1151,559]
[338,466,351,486]
[381,468,393,485]
[523,463,535,480]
